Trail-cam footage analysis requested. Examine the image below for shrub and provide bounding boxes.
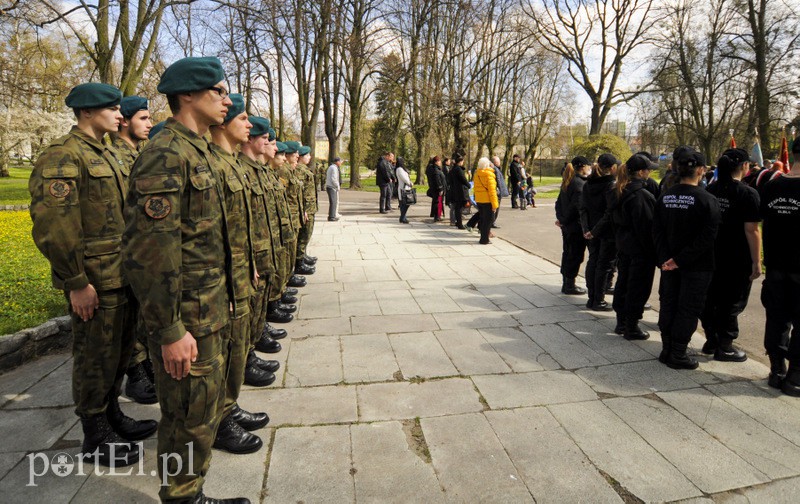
[571,134,633,165]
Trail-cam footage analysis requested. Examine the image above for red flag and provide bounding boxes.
[730,135,737,148]
[779,134,789,173]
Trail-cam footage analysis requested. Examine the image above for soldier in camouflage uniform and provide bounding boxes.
[277,141,315,279]
[29,83,157,468]
[240,119,288,353]
[110,95,158,405]
[296,145,319,269]
[122,57,248,504]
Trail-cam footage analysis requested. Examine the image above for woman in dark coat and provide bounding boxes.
[555,156,591,295]
[447,155,470,229]
[426,156,443,220]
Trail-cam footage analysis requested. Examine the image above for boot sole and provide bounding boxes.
[666,361,699,370]
[714,354,748,363]
[213,438,263,454]
[781,383,800,397]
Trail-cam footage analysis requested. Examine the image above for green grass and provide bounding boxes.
[0,211,66,335]
[0,166,33,205]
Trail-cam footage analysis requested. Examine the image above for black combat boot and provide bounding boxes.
[714,338,747,362]
[659,331,671,364]
[244,353,276,387]
[124,362,157,404]
[266,303,293,324]
[213,415,263,454]
[590,300,613,312]
[614,315,625,335]
[274,302,297,313]
[80,414,140,467]
[106,394,158,441]
[264,322,287,340]
[255,332,282,354]
[666,343,698,370]
[623,317,650,341]
[285,287,299,296]
[281,292,298,304]
[781,361,800,397]
[701,334,717,355]
[191,492,250,504]
[249,349,280,373]
[768,354,787,389]
[288,274,307,288]
[230,403,270,431]
[294,260,315,275]
[562,277,586,296]
[303,255,317,265]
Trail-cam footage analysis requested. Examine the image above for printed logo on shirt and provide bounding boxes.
[717,197,730,213]
[767,197,800,216]
[662,194,695,210]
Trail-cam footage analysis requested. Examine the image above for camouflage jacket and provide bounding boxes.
[238,154,278,274]
[123,118,233,346]
[298,163,318,214]
[212,145,255,302]
[29,126,130,292]
[276,164,304,229]
[266,163,298,241]
[111,136,141,170]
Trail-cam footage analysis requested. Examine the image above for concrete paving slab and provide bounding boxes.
[0,452,25,481]
[473,371,597,409]
[486,408,622,503]
[512,305,596,326]
[560,320,656,364]
[298,291,341,319]
[575,360,701,397]
[5,358,73,409]
[604,396,768,493]
[338,290,383,317]
[240,384,357,426]
[508,284,571,308]
[0,407,77,452]
[351,421,445,502]
[432,311,518,330]
[375,289,423,315]
[284,336,342,387]
[334,264,367,283]
[442,286,500,311]
[434,329,512,375]
[408,288,463,313]
[388,332,458,379]
[422,413,533,502]
[727,475,800,503]
[0,448,90,503]
[351,313,439,335]
[659,388,800,479]
[549,400,703,502]
[520,324,610,369]
[281,316,351,337]
[343,280,409,292]
[306,265,336,283]
[341,334,400,383]
[71,438,159,504]
[478,326,560,372]
[476,285,536,310]
[362,259,399,279]
[265,425,353,504]
[357,378,483,422]
[203,435,269,503]
[0,354,71,407]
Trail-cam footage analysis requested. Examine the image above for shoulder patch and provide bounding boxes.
[49,180,71,198]
[144,196,172,219]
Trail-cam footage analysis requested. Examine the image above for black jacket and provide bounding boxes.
[434,167,447,195]
[448,165,470,204]
[580,174,616,239]
[425,163,438,190]
[555,175,587,234]
[376,158,393,186]
[611,178,657,261]
[508,160,522,185]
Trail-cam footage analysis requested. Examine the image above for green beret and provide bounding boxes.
[276,141,288,154]
[268,128,277,141]
[120,96,148,118]
[158,57,225,95]
[65,83,122,109]
[248,116,270,137]
[224,93,245,123]
[149,121,166,139]
[298,145,311,156]
[284,141,301,154]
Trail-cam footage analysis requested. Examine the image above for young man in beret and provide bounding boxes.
[110,95,158,405]
[296,145,319,270]
[277,141,315,276]
[29,82,157,468]
[238,117,287,355]
[122,57,249,504]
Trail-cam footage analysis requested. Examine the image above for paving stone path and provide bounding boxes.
[2,209,800,503]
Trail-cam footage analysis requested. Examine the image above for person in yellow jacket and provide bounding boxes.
[472,157,499,244]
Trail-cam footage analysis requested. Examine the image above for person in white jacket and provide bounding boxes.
[396,157,413,224]
[326,157,343,221]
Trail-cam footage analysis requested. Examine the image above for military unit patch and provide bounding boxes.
[144,196,171,219]
[49,180,71,198]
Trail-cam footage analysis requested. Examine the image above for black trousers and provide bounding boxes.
[612,252,655,321]
[560,229,586,280]
[379,184,392,211]
[430,196,438,218]
[585,238,617,305]
[658,270,713,348]
[761,269,800,362]
[510,184,520,207]
[453,202,464,228]
[494,197,502,224]
[700,265,753,343]
[477,202,493,244]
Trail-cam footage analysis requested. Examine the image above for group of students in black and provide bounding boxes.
[556,142,800,398]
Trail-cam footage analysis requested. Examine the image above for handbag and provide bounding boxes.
[402,188,417,205]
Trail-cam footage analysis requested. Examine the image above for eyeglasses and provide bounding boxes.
[207,86,229,99]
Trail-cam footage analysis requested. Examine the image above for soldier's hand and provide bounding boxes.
[70,284,99,322]
[162,332,198,380]
[750,262,762,281]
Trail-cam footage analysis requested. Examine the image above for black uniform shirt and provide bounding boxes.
[760,176,800,273]
[653,183,721,271]
[706,180,760,271]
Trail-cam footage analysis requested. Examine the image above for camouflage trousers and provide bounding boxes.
[70,286,136,417]
[128,319,150,367]
[223,299,250,418]
[296,214,316,261]
[250,258,273,345]
[270,242,295,302]
[149,324,229,502]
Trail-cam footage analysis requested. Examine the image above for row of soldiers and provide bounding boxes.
[28,57,319,504]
